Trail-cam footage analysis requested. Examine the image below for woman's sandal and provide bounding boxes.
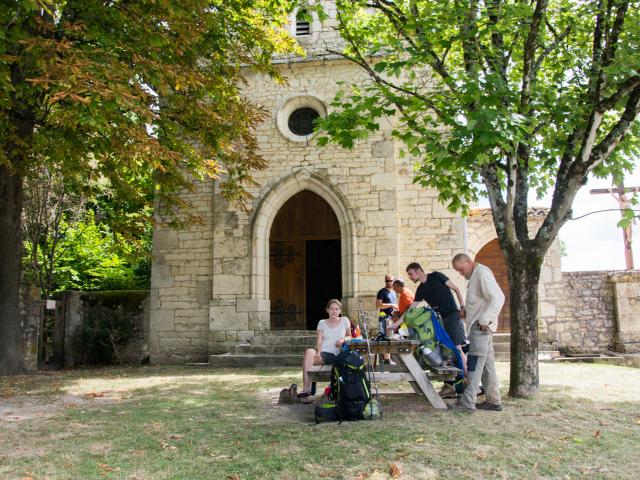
[296,391,312,398]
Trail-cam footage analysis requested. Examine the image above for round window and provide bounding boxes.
[276,96,327,142]
[287,107,320,136]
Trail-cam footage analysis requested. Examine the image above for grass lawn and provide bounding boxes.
[1,362,639,480]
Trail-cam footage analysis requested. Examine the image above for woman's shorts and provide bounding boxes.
[320,352,337,364]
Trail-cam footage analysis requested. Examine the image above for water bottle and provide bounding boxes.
[419,345,444,367]
[378,311,387,334]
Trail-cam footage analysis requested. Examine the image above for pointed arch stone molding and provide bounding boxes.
[250,169,357,301]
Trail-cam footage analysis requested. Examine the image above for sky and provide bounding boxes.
[558,168,640,272]
[475,165,640,272]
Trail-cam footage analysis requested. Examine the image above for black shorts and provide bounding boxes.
[442,311,467,346]
[320,352,337,365]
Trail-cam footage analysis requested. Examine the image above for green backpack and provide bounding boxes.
[403,307,453,365]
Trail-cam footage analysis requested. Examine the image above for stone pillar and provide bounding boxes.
[611,271,640,353]
[19,284,41,372]
[63,291,83,367]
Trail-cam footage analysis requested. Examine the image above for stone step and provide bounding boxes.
[495,352,510,361]
[231,344,311,355]
[493,342,511,353]
[250,335,316,346]
[550,354,625,365]
[254,330,314,337]
[209,353,301,368]
[492,333,511,344]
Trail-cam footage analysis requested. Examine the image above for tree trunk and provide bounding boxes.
[0,164,24,375]
[507,253,542,397]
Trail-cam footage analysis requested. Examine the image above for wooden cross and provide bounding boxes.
[590,184,639,270]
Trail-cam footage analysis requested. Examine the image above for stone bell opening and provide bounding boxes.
[269,190,342,330]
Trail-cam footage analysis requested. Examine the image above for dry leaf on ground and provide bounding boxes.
[83,392,105,399]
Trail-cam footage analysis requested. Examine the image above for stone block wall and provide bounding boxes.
[202,57,465,356]
[543,271,617,353]
[150,184,214,363]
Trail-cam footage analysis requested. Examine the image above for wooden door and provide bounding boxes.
[475,239,510,333]
[269,240,305,329]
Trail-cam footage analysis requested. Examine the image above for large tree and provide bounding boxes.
[318,0,640,396]
[0,0,298,375]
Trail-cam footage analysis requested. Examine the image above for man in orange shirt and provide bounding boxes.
[387,279,415,334]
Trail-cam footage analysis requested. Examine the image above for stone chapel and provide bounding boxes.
[148,3,564,365]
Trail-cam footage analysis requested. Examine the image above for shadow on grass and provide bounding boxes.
[2,365,640,479]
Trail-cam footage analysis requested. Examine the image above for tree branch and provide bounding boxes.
[601,0,629,68]
[484,0,508,83]
[598,76,640,112]
[480,164,516,248]
[456,0,481,80]
[532,25,571,77]
[364,0,459,94]
[539,84,640,246]
[513,144,531,244]
[591,84,640,167]
[520,0,548,115]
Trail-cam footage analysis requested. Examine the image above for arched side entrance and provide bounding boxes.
[250,169,357,330]
[270,191,342,329]
[475,239,511,333]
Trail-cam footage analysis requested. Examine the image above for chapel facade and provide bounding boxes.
[149,4,562,364]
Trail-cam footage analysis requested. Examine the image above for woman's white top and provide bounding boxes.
[317,316,351,355]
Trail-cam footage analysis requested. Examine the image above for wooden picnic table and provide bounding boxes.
[307,339,461,411]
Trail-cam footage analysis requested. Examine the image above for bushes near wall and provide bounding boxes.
[65,290,149,366]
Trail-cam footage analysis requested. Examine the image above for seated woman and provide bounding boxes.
[298,298,351,400]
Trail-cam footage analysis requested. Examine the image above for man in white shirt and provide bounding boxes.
[450,253,505,412]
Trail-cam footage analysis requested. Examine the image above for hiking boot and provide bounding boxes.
[448,401,475,413]
[476,401,502,411]
[438,384,458,399]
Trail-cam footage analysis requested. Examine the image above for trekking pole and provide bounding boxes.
[359,300,383,418]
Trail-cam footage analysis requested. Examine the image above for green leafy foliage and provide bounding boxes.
[318,0,640,396]
[23,210,151,294]
[1,0,301,219]
[1,0,301,372]
[320,0,639,225]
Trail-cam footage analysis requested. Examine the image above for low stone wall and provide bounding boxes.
[64,290,150,366]
[543,270,640,354]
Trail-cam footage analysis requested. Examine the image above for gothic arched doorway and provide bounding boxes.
[269,190,342,330]
[475,239,510,333]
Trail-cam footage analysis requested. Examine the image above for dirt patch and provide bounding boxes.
[257,385,443,425]
[0,392,122,429]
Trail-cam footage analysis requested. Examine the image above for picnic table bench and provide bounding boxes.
[307,339,461,411]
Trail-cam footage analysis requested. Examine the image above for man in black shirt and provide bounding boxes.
[406,262,467,379]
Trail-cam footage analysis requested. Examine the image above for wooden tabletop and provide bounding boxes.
[348,339,420,354]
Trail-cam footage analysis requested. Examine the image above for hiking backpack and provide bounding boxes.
[403,307,451,365]
[323,350,371,421]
